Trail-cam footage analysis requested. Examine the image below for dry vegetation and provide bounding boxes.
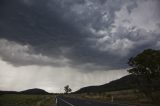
[65,89,160,106]
[0,90,159,106]
[0,94,55,106]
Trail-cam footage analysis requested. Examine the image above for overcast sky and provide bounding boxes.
[0,0,160,93]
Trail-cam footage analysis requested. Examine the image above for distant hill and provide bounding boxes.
[0,91,18,95]
[75,75,139,94]
[0,88,50,95]
[20,88,49,94]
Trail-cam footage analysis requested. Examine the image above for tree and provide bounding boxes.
[128,49,160,79]
[127,49,160,103]
[64,85,72,94]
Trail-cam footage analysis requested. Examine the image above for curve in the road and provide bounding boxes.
[55,96,136,106]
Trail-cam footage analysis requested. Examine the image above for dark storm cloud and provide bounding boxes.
[0,0,83,46]
[0,0,160,70]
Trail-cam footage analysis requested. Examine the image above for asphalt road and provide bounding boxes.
[55,96,136,106]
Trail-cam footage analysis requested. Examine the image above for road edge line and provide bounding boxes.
[56,97,74,106]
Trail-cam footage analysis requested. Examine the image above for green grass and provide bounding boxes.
[0,94,55,106]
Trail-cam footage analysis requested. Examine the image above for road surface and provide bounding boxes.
[55,96,136,106]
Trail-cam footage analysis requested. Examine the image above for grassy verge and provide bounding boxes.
[0,94,55,106]
[65,89,160,106]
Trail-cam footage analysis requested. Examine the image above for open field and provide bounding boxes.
[0,94,55,106]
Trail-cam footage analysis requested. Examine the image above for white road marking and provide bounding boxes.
[56,98,57,104]
[56,97,74,106]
